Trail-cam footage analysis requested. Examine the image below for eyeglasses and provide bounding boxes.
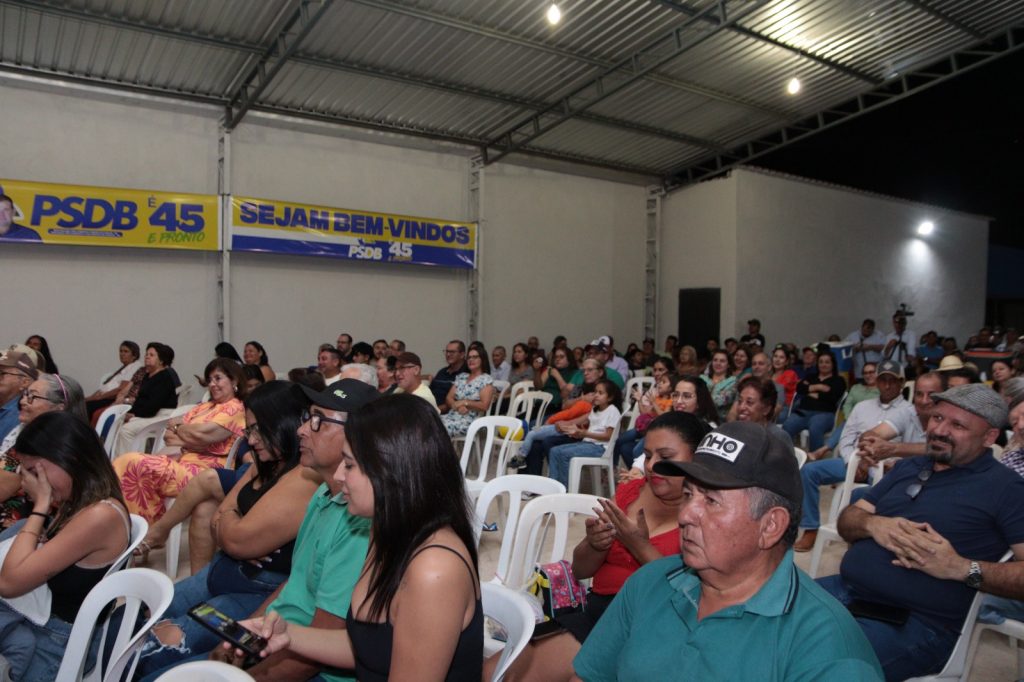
[1,371,25,380]
[301,409,346,432]
[21,390,59,405]
[905,467,933,500]
[444,349,461,355]
[671,392,696,400]
[243,424,263,440]
[395,364,418,373]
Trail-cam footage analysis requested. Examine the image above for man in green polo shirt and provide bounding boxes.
[210,378,378,681]
[572,422,883,681]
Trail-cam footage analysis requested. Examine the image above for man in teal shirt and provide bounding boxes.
[573,422,882,681]
[212,379,378,681]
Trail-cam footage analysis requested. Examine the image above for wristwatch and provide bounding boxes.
[965,561,983,589]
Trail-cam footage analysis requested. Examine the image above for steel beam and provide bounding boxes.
[902,0,986,40]
[654,0,879,84]
[482,0,769,166]
[662,25,1024,191]
[347,0,786,119]
[222,0,334,130]
[1,0,722,151]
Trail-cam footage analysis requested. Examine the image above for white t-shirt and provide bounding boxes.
[585,405,621,445]
[396,382,440,412]
[884,329,919,364]
[324,373,342,386]
[97,359,143,393]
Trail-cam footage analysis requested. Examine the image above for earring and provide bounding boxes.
[233,385,238,393]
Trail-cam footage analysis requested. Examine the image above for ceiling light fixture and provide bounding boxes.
[546,3,561,25]
[786,77,801,95]
[917,221,935,236]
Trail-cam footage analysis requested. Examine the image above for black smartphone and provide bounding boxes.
[187,602,268,657]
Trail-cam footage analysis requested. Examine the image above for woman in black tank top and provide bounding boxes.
[242,393,483,681]
[0,411,130,681]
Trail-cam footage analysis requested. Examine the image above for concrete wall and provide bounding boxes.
[658,168,988,349]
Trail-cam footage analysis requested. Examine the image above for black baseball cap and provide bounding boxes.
[654,422,802,508]
[300,378,379,413]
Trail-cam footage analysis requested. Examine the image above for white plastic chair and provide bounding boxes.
[105,514,148,578]
[154,660,256,681]
[567,422,620,497]
[962,613,1024,681]
[505,381,534,416]
[793,447,808,469]
[96,404,132,456]
[473,475,566,585]
[55,568,174,682]
[623,376,654,413]
[906,550,1013,681]
[808,453,870,578]
[488,380,511,416]
[504,493,600,591]
[482,582,536,682]
[460,416,524,503]
[508,390,553,430]
[127,417,171,454]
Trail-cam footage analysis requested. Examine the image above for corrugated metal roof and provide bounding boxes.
[1,0,1021,183]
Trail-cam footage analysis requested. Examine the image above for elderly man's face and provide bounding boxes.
[926,401,997,466]
[678,480,764,575]
[0,200,13,232]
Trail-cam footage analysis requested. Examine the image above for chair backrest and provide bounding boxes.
[832,391,849,428]
[481,582,536,682]
[623,376,654,413]
[488,380,511,416]
[225,437,251,470]
[504,493,600,590]
[127,417,172,454]
[508,391,553,429]
[171,403,197,418]
[793,447,808,469]
[826,453,864,525]
[474,475,567,584]
[505,381,534,415]
[56,568,174,682]
[154,660,257,681]
[921,549,1015,680]
[459,416,523,484]
[105,514,149,578]
[96,404,132,455]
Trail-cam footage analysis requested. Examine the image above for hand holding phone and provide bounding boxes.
[188,603,268,658]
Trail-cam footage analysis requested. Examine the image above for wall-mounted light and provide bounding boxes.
[917,220,934,236]
[786,77,801,95]
[546,3,561,25]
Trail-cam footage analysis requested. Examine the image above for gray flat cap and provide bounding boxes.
[932,384,1008,429]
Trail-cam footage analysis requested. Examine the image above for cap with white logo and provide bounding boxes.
[653,421,802,508]
[300,378,380,414]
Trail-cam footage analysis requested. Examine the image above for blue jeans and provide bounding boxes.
[548,441,604,487]
[522,432,574,476]
[136,553,287,681]
[826,421,845,450]
[800,458,847,529]
[816,574,958,681]
[614,429,643,468]
[782,409,835,450]
[519,424,556,459]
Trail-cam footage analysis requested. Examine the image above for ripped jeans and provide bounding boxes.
[135,552,287,681]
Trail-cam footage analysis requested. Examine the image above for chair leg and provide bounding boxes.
[808,535,828,579]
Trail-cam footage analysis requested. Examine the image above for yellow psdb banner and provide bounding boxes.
[0,178,219,251]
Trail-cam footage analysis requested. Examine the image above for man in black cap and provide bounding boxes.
[819,384,1024,680]
[573,422,882,681]
[0,349,37,443]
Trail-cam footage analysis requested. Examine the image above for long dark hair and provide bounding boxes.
[346,393,477,620]
[26,335,58,374]
[244,381,305,485]
[245,341,270,367]
[14,411,126,537]
[646,411,712,452]
[677,374,720,424]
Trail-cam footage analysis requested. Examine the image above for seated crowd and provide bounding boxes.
[0,314,1020,681]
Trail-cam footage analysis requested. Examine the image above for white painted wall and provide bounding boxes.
[481,164,647,354]
[658,168,987,349]
[658,176,738,346]
[734,168,987,347]
[0,83,222,388]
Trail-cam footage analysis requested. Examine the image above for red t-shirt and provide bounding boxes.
[590,478,681,595]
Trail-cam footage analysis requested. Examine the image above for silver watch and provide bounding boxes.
[965,561,982,589]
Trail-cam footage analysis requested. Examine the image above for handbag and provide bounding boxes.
[527,559,587,623]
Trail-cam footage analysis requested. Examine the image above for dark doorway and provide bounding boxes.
[678,288,720,356]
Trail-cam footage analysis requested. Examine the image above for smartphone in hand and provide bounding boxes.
[188,602,268,657]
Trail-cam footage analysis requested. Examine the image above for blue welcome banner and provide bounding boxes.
[230,196,476,269]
